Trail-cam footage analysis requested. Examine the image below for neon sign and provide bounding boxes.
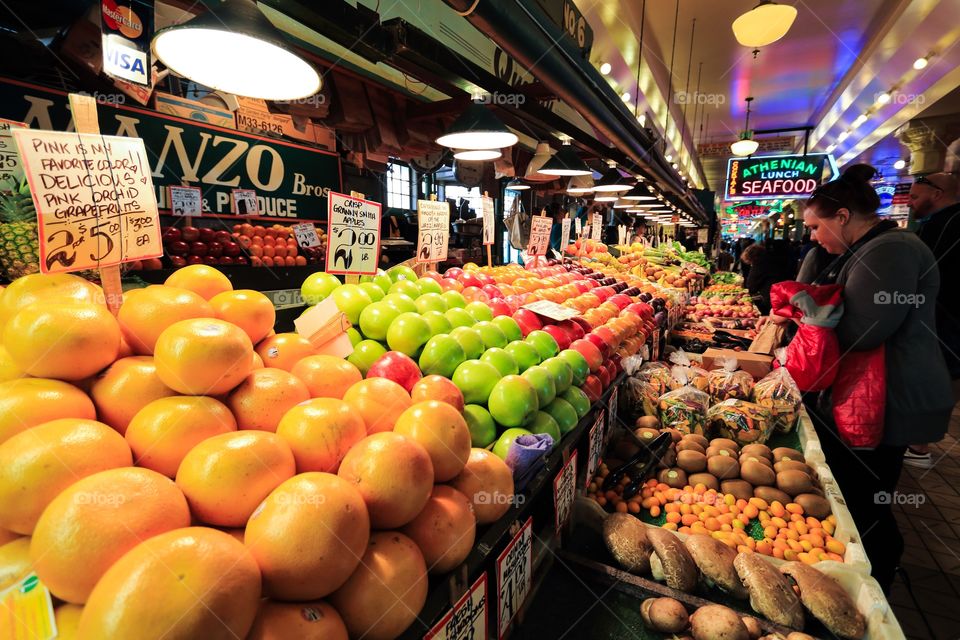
[725,153,838,201]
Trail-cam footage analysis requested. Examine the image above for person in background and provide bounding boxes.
[740,241,793,314]
[903,172,960,468]
[715,241,735,271]
[546,202,565,253]
[795,164,952,592]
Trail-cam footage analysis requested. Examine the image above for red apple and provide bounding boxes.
[592,326,618,352]
[181,226,200,242]
[592,286,615,302]
[189,241,207,256]
[568,316,593,337]
[582,375,603,402]
[222,241,241,257]
[444,267,464,280]
[198,227,216,242]
[558,320,584,342]
[235,255,249,266]
[585,332,611,358]
[161,227,181,243]
[206,241,223,258]
[423,270,443,282]
[607,294,632,311]
[213,230,232,244]
[570,338,603,372]
[202,255,218,265]
[542,324,572,351]
[596,363,612,389]
[187,255,203,265]
[167,240,189,256]
[607,355,622,378]
[169,255,187,268]
[489,299,512,317]
[475,273,496,287]
[572,280,591,294]
[512,309,542,337]
[366,351,423,392]
[481,284,503,300]
[460,273,483,289]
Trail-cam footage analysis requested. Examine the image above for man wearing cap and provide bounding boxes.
[906,172,960,468]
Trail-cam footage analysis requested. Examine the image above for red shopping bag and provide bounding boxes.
[770,282,842,392]
[831,347,885,448]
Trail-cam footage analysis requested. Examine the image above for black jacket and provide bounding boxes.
[917,202,960,378]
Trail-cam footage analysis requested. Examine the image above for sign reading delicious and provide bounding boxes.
[725,153,835,201]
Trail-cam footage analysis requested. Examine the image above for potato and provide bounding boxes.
[659,468,688,489]
[677,440,706,454]
[794,493,831,519]
[710,438,740,453]
[647,597,689,633]
[688,473,720,491]
[740,459,776,486]
[677,450,708,473]
[721,479,754,502]
[689,604,749,640]
[740,444,772,460]
[753,486,792,506]
[777,470,816,497]
[683,433,710,449]
[708,455,740,480]
[774,459,813,475]
[636,415,661,430]
[772,447,804,463]
[741,616,763,639]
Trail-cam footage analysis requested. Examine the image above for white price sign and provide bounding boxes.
[231,188,258,215]
[585,409,605,489]
[326,191,381,275]
[169,185,202,217]
[426,574,487,640]
[606,386,619,446]
[496,517,533,640]
[482,195,495,245]
[591,212,602,241]
[522,300,580,321]
[526,216,552,257]
[0,118,25,186]
[617,224,626,246]
[697,228,709,244]
[293,222,322,248]
[554,450,577,533]
[575,217,582,235]
[560,217,571,249]
[417,199,450,263]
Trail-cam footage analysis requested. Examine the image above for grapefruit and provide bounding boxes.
[164,264,233,300]
[401,485,476,574]
[0,378,96,445]
[0,273,102,333]
[117,285,214,355]
[89,356,176,435]
[276,398,365,473]
[449,448,515,524]
[255,333,316,371]
[290,355,363,399]
[226,368,310,432]
[246,600,348,640]
[154,318,253,395]
[393,401,471,482]
[341,377,412,434]
[209,289,276,344]
[411,375,465,412]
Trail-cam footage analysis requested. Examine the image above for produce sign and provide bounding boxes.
[553,450,577,532]
[522,299,580,321]
[292,222,322,248]
[168,185,201,216]
[607,386,619,433]
[591,212,602,241]
[725,153,837,201]
[724,199,784,219]
[585,409,605,489]
[12,128,162,274]
[325,191,381,275]
[417,199,450,263]
[561,217,571,248]
[527,215,552,256]
[0,78,342,220]
[426,574,487,640]
[0,118,25,185]
[231,189,258,215]
[496,517,533,640]
[0,573,56,640]
[482,194,495,245]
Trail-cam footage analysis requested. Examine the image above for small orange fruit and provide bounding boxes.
[255,333,315,371]
[154,318,253,395]
[54,604,84,639]
[126,396,237,477]
[245,472,369,601]
[89,356,176,434]
[226,368,310,432]
[411,375,465,411]
[246,600,348,640]
[209,289,276,344]
[0,378,96,445]
[290,355,362,399]
[0,537,30,591]
[0,273,101,332]
[0,418,132,535]
[30,467,190,604]
[393,401,471,482]
[117,285,214,355]
[176,431,296,527]
[276,399,365,473]
[449,449,514,524]
[4,303,120,380]
[341,378,412,434]
[78,527,261,640]
[402,485,476,574]
[251,351,265,368]
[164,264,233,300]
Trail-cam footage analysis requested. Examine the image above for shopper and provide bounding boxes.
[741,241,793,314]
[904,172,960,468]
[796,164,953,592]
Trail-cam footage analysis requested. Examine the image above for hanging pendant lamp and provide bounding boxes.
[436,102,519,150]
[623,183,658,201]
[592,162,632,193]
[732,1,797,48]
[506,178,530,190]
[538,143,592,177]
[454,149,502,161]
[524,142,557,183]
[730,97,759,157]
[566,174,595,194]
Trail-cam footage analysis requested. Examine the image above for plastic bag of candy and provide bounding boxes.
[627,361,677,416]
[707,356,754,403]
[707,399,773,445]
[668,350,710,392]
[752,365,802,433]
[658,385,710,435]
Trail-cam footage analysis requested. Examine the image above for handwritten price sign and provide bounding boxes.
[417,199,450,263]
[326,191,381,275]
[0,118,25,187]
[497,517,533,640]
[482,195,495,245]
[591,212,602,241]
[554,450,577,533]
[561,217,571,249]
[12,129,161,274]
[231,188,258,215]
[169,185,202,217]
[426,574,487,640]
[526,216,552,257]
[293,222,322,248]
[585,409,605,489]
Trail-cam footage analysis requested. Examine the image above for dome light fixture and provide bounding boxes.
[613,199,635,209]
[837,130,850,142]
[454,149,502,161]
[893,159,907,170]
[599,62,612,75]
[594,194,620,202]
[152,0,321,100]
[623,183,658,201]
[436,102,518,150]
[851,114,868,129]
[593,162,632,193]
[876,91,892,106]
[566,174,595,194]
[732,1,798,48]
[538,142,592,176]
[731,97,759,157]
[506,178,530,190]
[913,56,929,70]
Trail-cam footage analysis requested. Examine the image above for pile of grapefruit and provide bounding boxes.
[0,266,515,640]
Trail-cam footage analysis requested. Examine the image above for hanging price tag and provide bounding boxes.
[591,212,602,241]
[526,216,552,257]
[617,224,626,246]
[482,195,495,245]
[326,191,381,276]
[697,228,708,243]
[496,517,533,640]
[231,188,258,215]
[417,199,450,263]
[169,185,202,217]
[560,217,571,249]
[425,574,488,640]
[575,217,582,235]
[0,118,25,187]
[554,450,577,533]
[292,222,322,248]
[585,409,605,488]
[606,386,619,445]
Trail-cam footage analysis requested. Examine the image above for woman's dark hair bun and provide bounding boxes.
[840,163,877,184]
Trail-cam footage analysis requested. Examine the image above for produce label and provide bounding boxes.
[482,195,495,245]
[522,299,580,321]
[561,217,571,248]
[325,191,381,275]
[0,118,25,186]
[554,450,577,533]
[591,212,602,241]
[231,188,258,215]
[697,228,708,243]
[496,517,533,640]
[426,574,487,640]
[292,222,321,248]
[527,215,552,257]
[0,573,56,640]
[607,386,619,431]
[585,409,605,488]
[417,199,450,263]
[168,185,201,217]
[617,224,626,246]
[575,217,582,235]
[13,128,162,274]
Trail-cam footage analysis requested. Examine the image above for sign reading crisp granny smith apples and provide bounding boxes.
[325,191,381,275]
[482,195,495,245]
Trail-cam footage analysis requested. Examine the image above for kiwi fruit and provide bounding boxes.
[707,455,740,480]
[741,616,763,640]
[682,433,710,449]
[688,473,720,491]
[772,447,805,463]
[706,445,736,458]
[794,493,831,519]
[753,486,792,506]
[677,440,706,454]
[710,438,740,453]
[635,427,660,442]
[662,427,683,443]
[740,444,772,460]
[721,479,754,502]
[739,454,773,468]
[776,470,816,497]
[659,468,688,489]
[677,450,708,473]
[774,459,813,475]
[636,415,661,429]
[740,459,776,486]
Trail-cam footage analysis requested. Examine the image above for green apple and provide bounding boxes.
[544,398,579,434]
[419,334,466,378]
[347,340,387,375]
[332,284,372,325]
[386,312,431,357]
[561,386,591,419]
[504,340,540,373]
[473,321,508,349]
[388,264,418,282]
[441,290,467,309]
[449,326,485,360]
[389,279,421,299]
[558,349,590,386]
[488,375,539,428]
[358,282,385,302]
[300,272,341,305]
[521,365,556,407]
[415,292,447,314]
[525,329,559,360]
[528,411,560,443]
[358,301,401,341]
[416,277,443,296]
[491,316,522,343]
[346,327,363,346]
[382,293,417,314]
[541,357,573,393]
[492,427,533,460]
[421,311,453,337]
[452,359,502,404]
[465,301,493,323]
[464,404,497,447]
[480,347,519,376]
[445,308,475,329]
[360,269,393,293]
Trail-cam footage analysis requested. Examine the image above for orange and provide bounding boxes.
[0,345,25,382]
[154,318,253,395]
[54,604,84,639]
[209,289,276,344]
[247,600,347,640]
[4,302,120,380]
[329,531,428,640]
[449,448,515,524]
[117,285,214,354]
[0,418,132,535]
[164,264,233,300]
[0,273,102,332]
[245,472,369,601]
[411,375,465,411]
[30,467,190,604]
[290,355,362,399]
[176,431,296,527]
[77,527,261,640]
[401,485,476,574]
[0,378,96,445]
[337,433,434,529]
[89,356,176,434]
[0,536,30,591]
[276,399,365,473]
[255,333,315,371]
[226,368,310,432]
[393,401,471,482]
[125,396,236,477]
[251,351,265,368]
[341,377,412,434]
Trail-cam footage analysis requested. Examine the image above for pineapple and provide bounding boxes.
[0,178,40,280]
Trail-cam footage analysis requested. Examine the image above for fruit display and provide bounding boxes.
[0,178,39,280]
[160,222,325,269]
[684,284,760,325]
